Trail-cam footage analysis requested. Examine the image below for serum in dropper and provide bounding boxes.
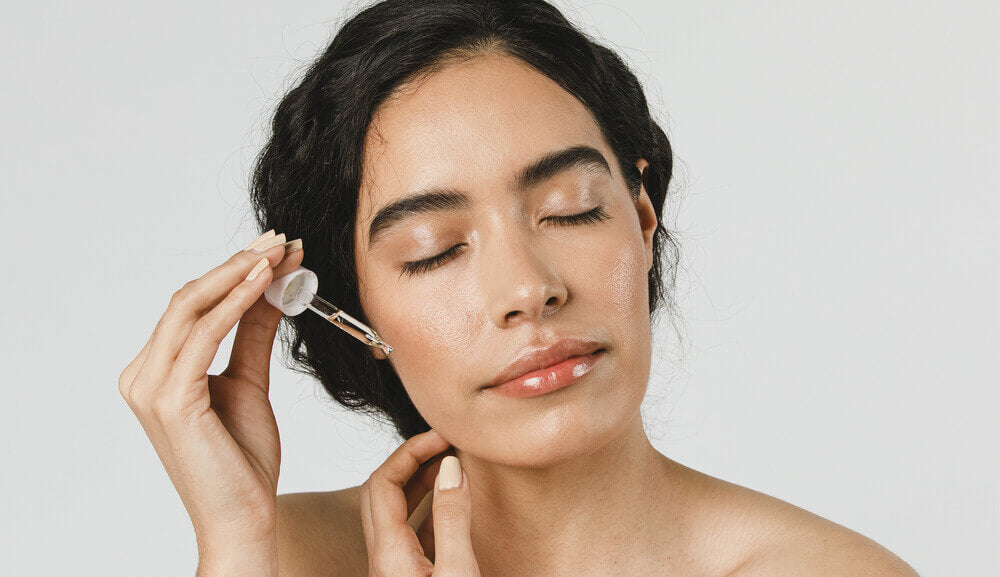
[263,265,392,356]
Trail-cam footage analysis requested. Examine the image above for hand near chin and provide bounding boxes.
[360,429,481,577]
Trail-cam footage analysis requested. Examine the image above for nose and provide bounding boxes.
[481,225,568,328]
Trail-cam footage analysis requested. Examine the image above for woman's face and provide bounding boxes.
[354,53,658,467]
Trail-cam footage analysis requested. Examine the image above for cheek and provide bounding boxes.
[609,244,647,314]
[595,222,650,329]
[590,222,652,388]
[384,290,474,353]
[372,280,479,417]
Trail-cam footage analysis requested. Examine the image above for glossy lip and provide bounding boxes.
[485,349,606,398]
[482,337,607,390]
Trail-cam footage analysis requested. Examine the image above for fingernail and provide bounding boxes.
[438,455,462,490]
[244,229,275,251]
[283,238,302,254]
[245,257,270,282]
[250,233,287,253]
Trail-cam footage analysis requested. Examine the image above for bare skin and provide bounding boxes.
[277,446,917,577]
[325,52,918,576]
[122,51,920,577]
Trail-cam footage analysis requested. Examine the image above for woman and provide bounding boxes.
[118,0,920,575]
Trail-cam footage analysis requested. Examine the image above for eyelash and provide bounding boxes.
[400,205,611,277]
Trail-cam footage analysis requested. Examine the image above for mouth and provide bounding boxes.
[483,347,606,398]
[482,336,609,397]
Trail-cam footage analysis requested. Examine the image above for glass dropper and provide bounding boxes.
[263,265,393,356]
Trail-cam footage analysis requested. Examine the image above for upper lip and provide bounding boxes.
[483,337,607,389]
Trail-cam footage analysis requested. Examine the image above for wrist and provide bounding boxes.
[196,535,278,577]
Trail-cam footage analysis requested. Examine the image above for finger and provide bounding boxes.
[169,252,279,390]
[406,490,434,534]
[402,450,451,517]
[414,506,435,562]
[432,456,477,573]
[223,246,305,390]
[273,241,305,276]
[368,430,451,556]
[118,331,154,401]
[363,452,443,572]
[135,240,288,393]
[359,481,376,567]
[360,432,445,554]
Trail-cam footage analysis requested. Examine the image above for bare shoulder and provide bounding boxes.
[730,515,921,577]
[691,472,920,577]
[275,485,368,577]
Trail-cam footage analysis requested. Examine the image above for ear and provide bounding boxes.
[370,345,389,360]
[633,158,658,274]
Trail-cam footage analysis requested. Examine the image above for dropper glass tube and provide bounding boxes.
[264,266,393,356]
[295,291,393,356]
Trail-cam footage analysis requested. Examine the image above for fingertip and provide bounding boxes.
[273,247,305,277]
[243,256,272,283]
[436,455,463,491]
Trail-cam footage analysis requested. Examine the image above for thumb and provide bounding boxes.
[431,455,480,575]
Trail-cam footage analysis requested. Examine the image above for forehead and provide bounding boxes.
[357,52,609,224]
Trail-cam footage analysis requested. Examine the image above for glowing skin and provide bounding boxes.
[343,52,918,577]
[351,52,671,574]
[330,48,916,577]
[355,52,656,467]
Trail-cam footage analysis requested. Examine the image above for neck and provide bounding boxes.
[452,411,685,576]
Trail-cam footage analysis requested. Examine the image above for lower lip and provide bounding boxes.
[485,349,606,398]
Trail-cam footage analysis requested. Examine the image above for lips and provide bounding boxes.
[483,337,607,390]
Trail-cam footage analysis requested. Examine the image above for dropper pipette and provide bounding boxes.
[263,265,392,356]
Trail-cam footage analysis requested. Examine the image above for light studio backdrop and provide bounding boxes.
[1,1,996,575]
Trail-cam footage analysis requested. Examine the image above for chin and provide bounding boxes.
[459,383,643,468]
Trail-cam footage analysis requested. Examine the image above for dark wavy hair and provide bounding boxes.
[249,0,681,440]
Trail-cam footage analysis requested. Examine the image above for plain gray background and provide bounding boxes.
[1,1,996,575]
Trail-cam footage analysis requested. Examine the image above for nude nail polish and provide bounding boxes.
[438,456,462,490]
[244,229,275,251]
[250,233,287,253]
[245,257,271,282]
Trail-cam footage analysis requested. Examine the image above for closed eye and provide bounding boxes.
[399,205,611,277]
[545,205,610,226]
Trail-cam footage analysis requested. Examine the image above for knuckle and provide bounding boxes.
[117,368,131,398]
[187,319,219,347]
[118,376,143,412]
[127,383,149,410]
[149,387,188,421]
[170,283,193,306]
[149,391,173,418]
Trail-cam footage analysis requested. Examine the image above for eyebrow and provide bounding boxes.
[366,144,612,250]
